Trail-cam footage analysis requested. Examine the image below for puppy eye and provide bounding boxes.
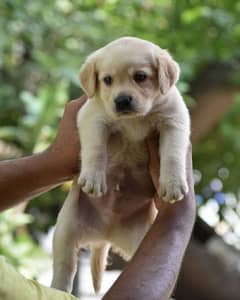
[134,71,147,83]
[103,75,113,86]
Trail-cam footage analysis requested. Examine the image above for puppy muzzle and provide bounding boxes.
[114,94,133,114]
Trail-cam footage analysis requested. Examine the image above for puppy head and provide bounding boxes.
[80,37,180,119]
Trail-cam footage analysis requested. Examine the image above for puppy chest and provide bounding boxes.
[107,136,149,177]
[114,118,153,142]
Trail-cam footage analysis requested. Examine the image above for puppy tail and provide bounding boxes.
[91,243,110,294]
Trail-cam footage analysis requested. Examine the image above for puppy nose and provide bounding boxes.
[114,95,133,112]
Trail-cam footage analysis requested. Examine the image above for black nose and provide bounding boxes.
[114,95,133,112]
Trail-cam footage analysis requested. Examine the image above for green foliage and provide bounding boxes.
[0,0,240,264]
[0,82,68,152]
[0,209,50,278]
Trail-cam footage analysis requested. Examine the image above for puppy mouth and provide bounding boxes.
[118,110,134,115]
[115,109,143,118]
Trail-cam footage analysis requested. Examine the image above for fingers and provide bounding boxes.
[147,136,159,169]
[146,136,160,192]
[72,94,88,106]
[65,95,88,114]
[50,95,88,178]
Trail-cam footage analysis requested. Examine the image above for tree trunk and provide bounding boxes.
[191,87,239,146]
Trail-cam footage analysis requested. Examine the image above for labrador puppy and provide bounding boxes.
[51,37,190,294]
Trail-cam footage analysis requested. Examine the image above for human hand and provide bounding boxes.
[47,95,87,180]
[147,135,167,210]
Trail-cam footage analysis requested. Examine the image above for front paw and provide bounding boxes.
[159,175,188,203]
[78,170,107,197]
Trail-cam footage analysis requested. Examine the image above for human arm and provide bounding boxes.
[102,141,196,300]
[0,96,86,211]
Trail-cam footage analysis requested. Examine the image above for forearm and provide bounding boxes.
[0,148,70,211]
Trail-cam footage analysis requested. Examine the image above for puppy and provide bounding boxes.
[51,37,190,294]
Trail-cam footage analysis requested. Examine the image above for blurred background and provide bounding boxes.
[0,0,240,299]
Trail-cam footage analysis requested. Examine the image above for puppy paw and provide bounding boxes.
[159,175,188,203]
[78,170,107,197]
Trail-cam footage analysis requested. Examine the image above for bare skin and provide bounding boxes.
[0,95,196,300]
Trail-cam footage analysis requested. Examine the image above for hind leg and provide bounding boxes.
[51,227,79,292]
[51,180,105,292]
[51,182,82,292]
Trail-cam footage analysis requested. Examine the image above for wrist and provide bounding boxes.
[43,145,78,183]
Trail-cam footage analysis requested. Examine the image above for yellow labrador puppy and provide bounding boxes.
[51,37,190,294]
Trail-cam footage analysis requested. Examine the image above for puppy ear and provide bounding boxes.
[155,49,180,95]
[79,54,97,98]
